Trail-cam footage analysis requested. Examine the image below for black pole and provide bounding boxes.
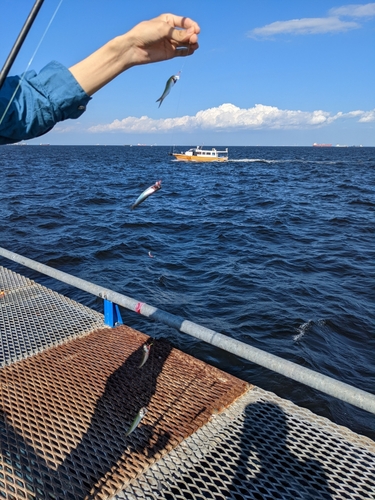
[0,0,45,90]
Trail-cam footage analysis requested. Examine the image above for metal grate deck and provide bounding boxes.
[117,385,375,499]
[0,266,105,367]
[0,266,374,499]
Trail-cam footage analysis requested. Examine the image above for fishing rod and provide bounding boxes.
[0,0,45,90]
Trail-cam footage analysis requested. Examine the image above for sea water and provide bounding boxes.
[1,145,374,439]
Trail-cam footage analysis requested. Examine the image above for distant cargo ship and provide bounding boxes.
[313,143,332,147]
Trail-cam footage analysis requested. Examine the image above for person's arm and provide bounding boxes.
[0,13,199,145]
[0,62,91,145]
[68,13,200,96]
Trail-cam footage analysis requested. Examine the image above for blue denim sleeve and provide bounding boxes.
[0,61,91,145]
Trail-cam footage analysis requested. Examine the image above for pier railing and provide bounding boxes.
[1,245,375,416]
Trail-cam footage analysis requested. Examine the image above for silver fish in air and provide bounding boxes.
[156,73,180,107]
[126,407,148,436]
[131,180,161,210]
[139,342,152,368]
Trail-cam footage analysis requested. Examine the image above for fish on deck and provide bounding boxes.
[139,342,153,368]
[125,407,148,436]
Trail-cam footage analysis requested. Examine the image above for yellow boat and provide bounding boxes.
[172,146,228,162]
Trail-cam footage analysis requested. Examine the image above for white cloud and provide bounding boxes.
[329,3,375,17]
[89,115,195,133]
[358,109,375,122]
[248,17,359,37]
[88,103,375,134]
[248,2,374,38]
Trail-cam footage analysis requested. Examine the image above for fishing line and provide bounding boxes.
[168,58,188,154]
[163,37,190,144]
[144,324,156,401]
[0,0,64,128]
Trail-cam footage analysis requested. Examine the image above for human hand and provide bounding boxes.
[123,13,200,67]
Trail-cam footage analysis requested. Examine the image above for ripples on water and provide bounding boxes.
[1,145,374,439]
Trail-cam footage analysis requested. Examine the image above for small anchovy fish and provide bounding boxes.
[131,180,161,210]
[126,407,148,436]
[156,73,180,107]
[139,342,152,368]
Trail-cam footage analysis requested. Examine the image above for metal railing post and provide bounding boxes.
[104,299,123,327]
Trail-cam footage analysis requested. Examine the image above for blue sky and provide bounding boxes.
[2,0,375,146]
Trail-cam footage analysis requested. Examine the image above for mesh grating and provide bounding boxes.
[117,386,375,500]
[0,266,34,292]
[1,266,374,499]
[0,325,248,499]
[0,266,105,366]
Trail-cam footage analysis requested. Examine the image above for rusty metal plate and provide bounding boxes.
[0,325,249,499]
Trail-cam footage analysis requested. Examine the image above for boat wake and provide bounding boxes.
[229,159,274,163]
[228,158,356,165]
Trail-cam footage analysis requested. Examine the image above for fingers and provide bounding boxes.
[157,13,200,45]
[175,43,199,57]
[126,13,200,65]
[169,25,199,48]
[158,13,200,34]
